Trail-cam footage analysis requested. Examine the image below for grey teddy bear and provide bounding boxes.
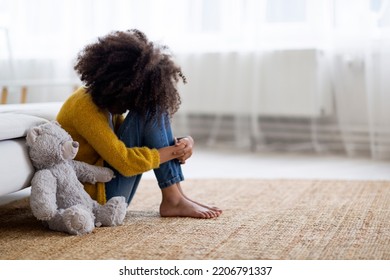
[26,121,127,235]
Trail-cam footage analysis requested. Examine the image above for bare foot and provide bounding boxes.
[160,183,221,219]
[176,183,222,214]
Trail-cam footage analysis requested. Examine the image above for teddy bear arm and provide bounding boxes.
[30,169,58,221]
[71,160,114,184]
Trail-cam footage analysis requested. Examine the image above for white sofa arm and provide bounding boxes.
[0,102,62,197]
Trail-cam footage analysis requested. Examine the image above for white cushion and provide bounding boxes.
[0,102,62,120]
[0,113,48,141]
[0,138,34,196]
[0,102,63,196]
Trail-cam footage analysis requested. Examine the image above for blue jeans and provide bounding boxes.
[105,112,184,205]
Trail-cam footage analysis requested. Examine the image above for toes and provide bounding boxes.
[206,211,214,219]
[194,206,222,219]
[197,211,208,219]
[196,210,212,219]
[203,209,219,219]
[209,211,216,218]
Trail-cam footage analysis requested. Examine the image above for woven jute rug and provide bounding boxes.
[0,179,389,260]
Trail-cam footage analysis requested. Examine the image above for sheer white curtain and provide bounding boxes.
[1,0,390,158]
[329,0,390,159]
[0,0,340,57]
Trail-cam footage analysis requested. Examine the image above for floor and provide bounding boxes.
[1,147,390,206]
[144,146,390,181]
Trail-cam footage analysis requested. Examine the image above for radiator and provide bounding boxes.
[175,49,333,118]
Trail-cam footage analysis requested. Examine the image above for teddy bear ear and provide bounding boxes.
[26,127,41,145]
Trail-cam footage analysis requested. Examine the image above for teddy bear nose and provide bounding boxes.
[72,141,79,148]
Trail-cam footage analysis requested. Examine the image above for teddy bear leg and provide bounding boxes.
[94,196,127,227]
[60,205,95,235]
[45,209,72,233]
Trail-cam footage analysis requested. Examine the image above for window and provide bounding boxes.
[266,0,307,23]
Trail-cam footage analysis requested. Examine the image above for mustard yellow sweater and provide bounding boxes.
[56,87,160,204]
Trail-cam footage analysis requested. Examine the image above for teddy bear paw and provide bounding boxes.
[95,167,115,183]
[96,196,127,226]
[63,205,95,235]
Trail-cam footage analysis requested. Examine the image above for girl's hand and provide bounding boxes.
[158,142,186,164]
[174,136,194,164]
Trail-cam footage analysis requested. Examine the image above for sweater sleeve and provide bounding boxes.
[72,97,160,177]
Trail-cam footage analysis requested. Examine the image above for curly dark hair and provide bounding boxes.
[74,29,186,119]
